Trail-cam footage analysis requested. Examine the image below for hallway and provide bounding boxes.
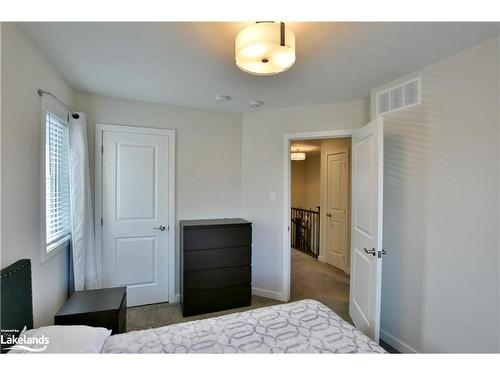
[291,248,351,323]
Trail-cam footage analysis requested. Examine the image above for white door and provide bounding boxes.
[101,127,172,306]
[325,151,349,271]
[349,117,384,342]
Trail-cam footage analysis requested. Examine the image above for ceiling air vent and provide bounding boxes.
[375,77,422,116]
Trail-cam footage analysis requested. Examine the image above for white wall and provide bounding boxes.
[291,160,307,208]
[241,100,368,300]
[0,24,2,283]
[291,154,320,210]
[498,35,500,355]
[74,93,243,295]
[1,23,73,327]
[374,36,500,353]
[305,154,320,210]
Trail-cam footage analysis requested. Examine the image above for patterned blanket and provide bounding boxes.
[102,299,385,353]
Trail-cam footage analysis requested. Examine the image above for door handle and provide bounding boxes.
[153,224,167,231]
[326,213,332,217]
[363,248,376,256]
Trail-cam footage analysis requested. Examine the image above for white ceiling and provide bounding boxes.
[20,22,500,112]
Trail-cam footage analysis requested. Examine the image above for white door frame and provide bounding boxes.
[282,129,354,302]
[95,124,176,303]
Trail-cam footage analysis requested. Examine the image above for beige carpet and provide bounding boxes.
[290,248,351,323]
[127,294,280,331]
[127,248,351,332]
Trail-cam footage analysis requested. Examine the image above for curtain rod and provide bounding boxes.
[37,89,80,119]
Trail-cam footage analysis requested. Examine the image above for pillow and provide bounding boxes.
[8,325,111,354]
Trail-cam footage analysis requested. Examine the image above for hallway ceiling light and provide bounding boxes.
[291,149,306,161]
[235,22,296,76]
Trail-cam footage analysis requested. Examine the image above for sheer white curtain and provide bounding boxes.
[69,112,100,290]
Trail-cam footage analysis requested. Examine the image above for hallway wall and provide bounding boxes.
[305,154,321,210]
[291,160,307,208]
[291,154,320,210]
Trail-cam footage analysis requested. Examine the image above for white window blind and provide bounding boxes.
[45,111,70,250]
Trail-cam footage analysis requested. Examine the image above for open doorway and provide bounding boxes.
[289,138,352,322]
[282,119,384,342]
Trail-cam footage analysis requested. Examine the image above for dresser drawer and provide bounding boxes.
[184,246,251,271]
[182,285,251,317]
[183,226,251,251]
[184,266,250,292]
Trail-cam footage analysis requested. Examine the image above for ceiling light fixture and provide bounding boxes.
[235,22,296,76]
[291,149,306,161]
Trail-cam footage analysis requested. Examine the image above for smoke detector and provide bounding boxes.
[215,94,231,102]
[249,101,263,109]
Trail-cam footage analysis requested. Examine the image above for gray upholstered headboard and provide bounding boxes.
[1,259,34,352]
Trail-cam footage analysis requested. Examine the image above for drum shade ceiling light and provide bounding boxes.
[235,22,296,75]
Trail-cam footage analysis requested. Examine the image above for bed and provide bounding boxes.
[1,259,385,354]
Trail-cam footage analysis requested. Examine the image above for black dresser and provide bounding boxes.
[180,218,252,317]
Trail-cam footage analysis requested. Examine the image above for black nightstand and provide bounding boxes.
[54,287,127,334]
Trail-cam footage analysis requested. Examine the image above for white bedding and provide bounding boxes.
[102,299,385,353]
[8,325,111,354]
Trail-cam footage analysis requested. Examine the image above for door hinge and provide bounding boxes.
[101,145,104,154]
[288,226,290,232]
[100,217,103,226]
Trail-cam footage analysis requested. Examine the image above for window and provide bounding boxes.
[43,107,71,258]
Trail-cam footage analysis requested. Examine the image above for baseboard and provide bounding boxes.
[318,255,326,263]
[170,293,180,303]
[252,287,287,302]
[380,329,418,353]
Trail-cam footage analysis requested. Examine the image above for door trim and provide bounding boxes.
[95,124,176,304]
[282,129,354,302]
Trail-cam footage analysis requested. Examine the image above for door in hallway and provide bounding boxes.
[325,150,349,271]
